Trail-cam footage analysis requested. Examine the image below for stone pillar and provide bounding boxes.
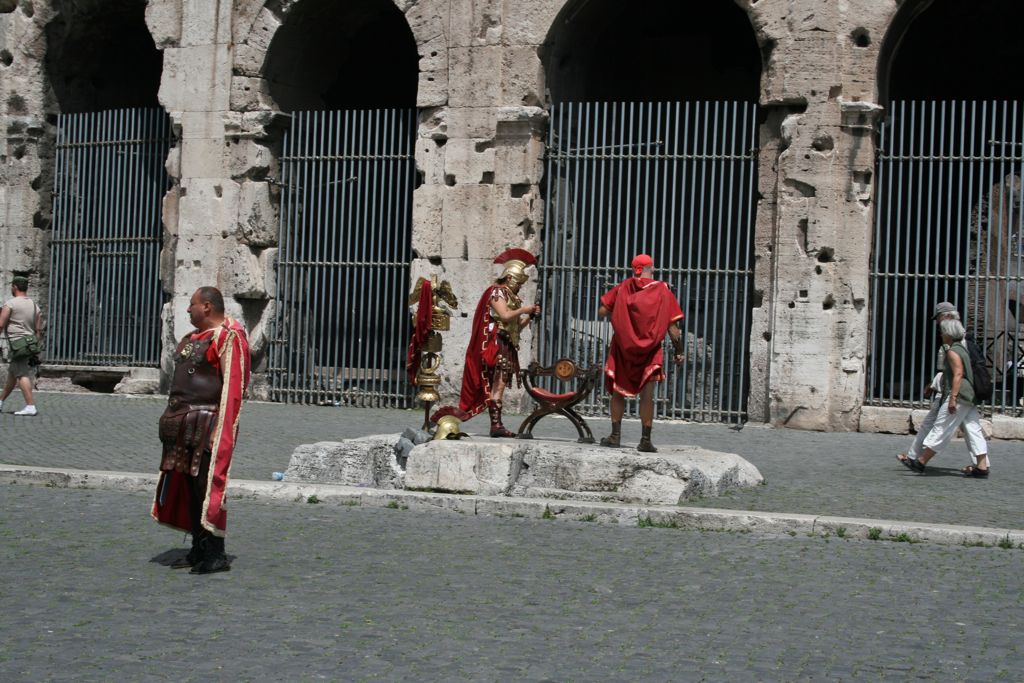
[409,0,547,411]
[0,3,53,320]
[746,0,895,430]
[149,0,251,381]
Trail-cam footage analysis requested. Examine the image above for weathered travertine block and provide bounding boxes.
[448,46,502,107]
[406,439,763,504]
[991,414,1024,440]
[114,368,162,395]
[405,440,515,495]
[158,44,232,112]
[285,436,405,489]
[443,138,496,185]
[859,406,911,435]
[236,181,276,247]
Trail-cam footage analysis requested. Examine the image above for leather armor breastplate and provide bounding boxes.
[168,334,223,407]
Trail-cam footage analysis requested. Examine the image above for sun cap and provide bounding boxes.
[932,302,958,319]
[631,254,653,276]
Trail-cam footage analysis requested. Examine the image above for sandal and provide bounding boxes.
[897,453,925,473]
[961,465,989,478]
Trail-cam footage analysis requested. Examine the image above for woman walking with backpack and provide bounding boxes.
[897,317,990,477]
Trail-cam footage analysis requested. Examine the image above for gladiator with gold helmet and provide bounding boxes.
[431,249,540,437]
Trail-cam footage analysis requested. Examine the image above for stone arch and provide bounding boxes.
[232,0,448,110]
[877,0,1024,106]
[44,0,163,113]
[542,0,762,103]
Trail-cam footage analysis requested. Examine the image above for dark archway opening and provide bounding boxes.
[881,0,1024,105]
[45,0,162,113]
[543,0,761,104]
[870,0,1024,412]
[538,1,762,423]
[264,0,420,406]
[263,0,418,111]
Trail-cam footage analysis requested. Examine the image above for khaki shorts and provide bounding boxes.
[7,356,38,380]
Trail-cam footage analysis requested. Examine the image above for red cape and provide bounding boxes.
[407,279,433,383]
[153,318,251,537]
[431,285,500,422]
[602,277,683,397]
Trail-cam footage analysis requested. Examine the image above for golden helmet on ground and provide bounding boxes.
[433,415,470,440]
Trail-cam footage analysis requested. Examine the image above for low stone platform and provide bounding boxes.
[285,434,763,506]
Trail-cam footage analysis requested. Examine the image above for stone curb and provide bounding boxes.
[2,464,1022,549]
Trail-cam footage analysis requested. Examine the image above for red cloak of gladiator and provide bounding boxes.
[431,284,510,422]
[152,317,251,537]
[601,277,684,397]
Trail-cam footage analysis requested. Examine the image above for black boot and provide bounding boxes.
[488,400,515,438]
[600,421,622,448]
[170,532,203,569]
[191,535,231,574]
[637,425,657,453]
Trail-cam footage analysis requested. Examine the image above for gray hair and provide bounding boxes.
[939,318,966,341]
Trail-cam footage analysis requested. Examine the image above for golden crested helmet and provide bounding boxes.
[493,248,537,287]
[499,259,529,286]
[433,415,469,440]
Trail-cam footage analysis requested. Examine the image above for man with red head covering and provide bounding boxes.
[432,249,541,437]
[598,254,684,452]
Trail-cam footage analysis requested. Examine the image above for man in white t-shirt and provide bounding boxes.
[0,276,44,416]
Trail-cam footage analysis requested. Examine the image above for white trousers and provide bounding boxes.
[910,397,988,463]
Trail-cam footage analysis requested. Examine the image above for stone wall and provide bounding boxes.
[3,0,1012,431]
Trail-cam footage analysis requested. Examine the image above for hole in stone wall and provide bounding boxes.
[815,265,822,274]
[0,50,12,67]
[799,289,808,299]
[828,85,842,100]
[762,331,771,341]
[851,28,870,48]
[264,0,418,110]
[752,289,764,308]
[480,171,494,184]
[811,133,834,152]
[510,184,531,198]
[7,93,26,114]
[23,1,35,18]
[817,247,835,262]
[785,178,817,198]
[444,174,456,187]
[788,301,796,309]
[798,218,809,254]
[13,145,26,160]
[822,294,835,310]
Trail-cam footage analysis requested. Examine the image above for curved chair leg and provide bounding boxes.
[516,410,548,439]
[560,408,594,443]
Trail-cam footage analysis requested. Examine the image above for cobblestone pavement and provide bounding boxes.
[1,391,1022,529]
[1,485,1021,682]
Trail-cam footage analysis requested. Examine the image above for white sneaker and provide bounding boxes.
[14,405,37,416]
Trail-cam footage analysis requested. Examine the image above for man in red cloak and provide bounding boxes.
[153,287,251,574]
[432,249,540,437]
[598,254,684,452]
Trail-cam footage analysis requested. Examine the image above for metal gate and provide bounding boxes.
[48,108,172,366]
[870,100,1024,414]
[539,101,759,423]
[269,109,417,406]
